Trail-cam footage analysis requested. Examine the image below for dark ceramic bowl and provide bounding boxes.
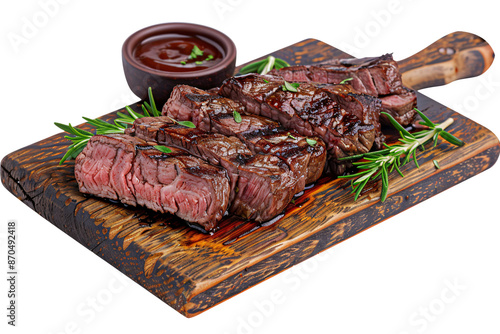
[122,22,236,105]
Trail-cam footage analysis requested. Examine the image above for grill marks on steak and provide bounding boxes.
[219,74,380,174]
[164,85,327,185]
[74,133,230,232]
[271,54,404,96]
[270,54,418,126]
[126,117,249,202]
[317,83,385,149]
[126,117,299,222]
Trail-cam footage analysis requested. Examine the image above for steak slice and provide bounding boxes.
[74,133,230,232]
[379,87,418,125]
[219,74,378,174]
[126,116,250,201]
[164,85,327,185]
[316,83,385,149]
[270,54,418,126]
[126,117,299,222]
[271,54,404,96]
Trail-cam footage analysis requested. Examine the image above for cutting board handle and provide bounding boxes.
[398,31,494,90]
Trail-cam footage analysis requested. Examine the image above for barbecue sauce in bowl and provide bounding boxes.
[122,22,236,104]
[133,33,224,73]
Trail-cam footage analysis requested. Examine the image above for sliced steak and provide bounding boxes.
[74,133,229,232]
[219,74,378,174]
[232,154,296,221]
[126,116,251,201]
[270,54,418,126]
[272,54,404,96]
[317,83,384,149]
[164,85,327,185]
[126,117,300,222]
[379,87,418,125]
[212,112,326,186]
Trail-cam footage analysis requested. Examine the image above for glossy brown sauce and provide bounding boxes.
[133,33,224,72]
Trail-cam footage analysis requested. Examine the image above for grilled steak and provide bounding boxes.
[164,85,327,185]
[316,83,384,149]
[219,74,380,174]
[270,54,418,126]
[126,117,300,222]
[379,87,418,125]
[74,133,230,231]
[271,54,404,96]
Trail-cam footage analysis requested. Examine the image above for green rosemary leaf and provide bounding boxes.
[239,59,267,74]
[380,112,414,139]
[141,104,151,117]
[147,87,161,117]
[233,110,242,123]
[71,124,94,137]
[274,63,285,70]
[59,139,89,165]
[124,106,142,120]
[274,58,290,67]
[54,122,74,134]
[177,120,196,128]
[82,117,121,130]
[354,177,369,201]
[239,57,290,75]
[143,101,152,114]
[306,138,317,147]
[180,60,187,65]
[413,151,419,168]
[439,130,465,147]
[433,160,440,169]
[257,61,267,74]
[282,81,300,92]
[380,164,389,202]
[287,132,297,140]
[260,56,275,75]
[340,77,353,84]
[114,119,128,128]
[432,132,439,147]
[97,128,125,135]
[55,122,93,137]
[116,113,135,125]
[394,161,404,178]
[154,145,173,154]
[415,108,435,128]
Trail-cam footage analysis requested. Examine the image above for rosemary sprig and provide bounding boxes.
[239,56,291,75]
[338,109,465,202]
[53,123,95,164]
[55,87,184,164]
[340,77,353,84]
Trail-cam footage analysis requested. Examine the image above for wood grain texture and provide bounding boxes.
[398,31,495,90]
[1,38,499,318]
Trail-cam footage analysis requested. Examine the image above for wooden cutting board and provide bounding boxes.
[2,32,499,318]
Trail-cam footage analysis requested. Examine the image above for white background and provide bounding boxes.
[1,1,499,333]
